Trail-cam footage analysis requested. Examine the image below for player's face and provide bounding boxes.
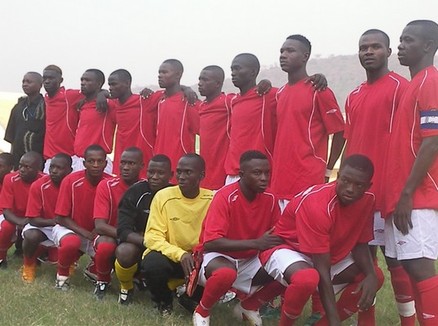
[49,157,71,185]
[83,150,107,178]
[147,161,172,192]
[43,69,62,95]
[239,159,270,193]
[230,57,253,88]
[22,73,42,96]
[279,39,309,73]
[80,71,101,96]
[198,70,220,97]
[398,24,428,67]
[158,63,180,89]
[335,165,371,206]
[119,151,143,184]
[176,157,204,196]
[0,158,12,181]
[358,33,391,71]
[18,156,40,183]
[108,74,129,99]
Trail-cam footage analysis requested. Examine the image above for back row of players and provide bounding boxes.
[1,19,438,325]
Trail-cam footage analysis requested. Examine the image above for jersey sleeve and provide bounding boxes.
[25,182,43,218]
[4,103,20,143]
[200,192,230,244]
[54,177,73,217]
[0,175,14,210]
[315,88,345,134]
[117,189,140,242]
[93,180,111,221]
[418,76,438,138]
[187,101,200,134]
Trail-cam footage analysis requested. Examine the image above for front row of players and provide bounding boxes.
[0,146,384,325]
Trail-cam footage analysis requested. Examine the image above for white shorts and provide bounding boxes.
[198,252,262,294]
[52,225,95,257]
[44,155,83,173]
[278,199,291,214]
[384,209,438,260]
[369,211,385,246]
[225,175,240,186]
[22,224,55,247]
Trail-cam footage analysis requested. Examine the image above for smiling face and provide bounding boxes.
[335,165,372,206]
[358,32,391,72]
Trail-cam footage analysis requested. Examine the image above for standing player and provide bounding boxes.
[384,20,438,325]
[141,154,213,315]
[271,35,345,211]
[115,154,173,304]
[52,145,110,290]
[21,153,72,283]
[92,147,143,299]
[344,29,414,325]
[193,150,284,326]
[0,152,44,267]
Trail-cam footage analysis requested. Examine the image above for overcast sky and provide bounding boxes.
[1,0,437,93]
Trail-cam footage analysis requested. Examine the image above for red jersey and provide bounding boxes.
[93,177,130,227]
[345,72,409,211]
[224,88,277,176]
[264,183,374,265]
[26,175,60,219]
[0,172,44,217]
[200,182,280,259]
[74,99,116,156]
[384,66,438,216]
[55,170,111,231]
[44,87,83,158]
[155,92,200,178]
[113,92,163,175]
[271,81,344,200]
[199,93,232,189]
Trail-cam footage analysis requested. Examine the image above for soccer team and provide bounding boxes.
[1,19,437,326]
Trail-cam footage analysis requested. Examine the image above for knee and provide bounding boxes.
[210,267,238,287]
[141,251,172,276]
[23,230,43,244]
[96,239,117,258]
[59,234,81,252]
[115,243,140,267]
[289,268,320,292]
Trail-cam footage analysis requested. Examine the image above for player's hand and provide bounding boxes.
[354,274,378,312]
[256,79,272,96]
[181,252,195,278]
[96,90,110,112]
[181,86,198,105]
[256,227,284,250]
[305,73,327,91]
[85,230,97,241]
[140,87,154,99]
[393,192,413,235]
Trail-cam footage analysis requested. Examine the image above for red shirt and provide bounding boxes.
[44,87,83,158]
[74,100,116,156]
[26,175,60,219]
[199,93,232,189]
[155,92,200,179]
[200,182,280,259]
[55,170,111,231]
[224,88,277,175]
[264,183,374,265]
[93,177,130,227]
[271,81,345,200]
[0,172,44,217]
[384,66,438,216]
[345,72,409,211]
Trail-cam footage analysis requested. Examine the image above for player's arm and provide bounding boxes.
[28,217,56,227]
[326,131,345,182]
[305,73,328,91]
[56,215,95,241]
[3,209,28,226]
[95,90,110,112]
[117,192,144,247]
[95,219,117,238]
[312,252,341,326]
[394,135,438,234]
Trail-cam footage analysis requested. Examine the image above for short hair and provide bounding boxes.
[202,65,225,83]
[234,53,260,75]
[240,150,268,165]
[0,153,13,167]
[85,69,105,87]
[180,153,205,171]
[286,34,312,54]
[122,146,144,161]
[163,59,184,74]
[407,20,438,53]
[43,65,62,76]
[22,151,43,170]
[361,29,390,47]
[110,69,132,83]
[84,144,106,158]
[150,154,172,169]
[25,72,43,83]
[340,154,374,180]
[52,152,73,168]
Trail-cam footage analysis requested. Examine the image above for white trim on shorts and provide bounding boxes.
[22,223,55,247]
[369,211,385,246]
[52,224,95,257]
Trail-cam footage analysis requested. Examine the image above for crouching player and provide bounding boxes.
[193,151,285,326]
[22,153,72,282]
[262,154,384,325]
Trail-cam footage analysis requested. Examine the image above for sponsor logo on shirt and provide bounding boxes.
[169,216,180,221]
[231,194,238,202]
[423,313,436,319]
[396,240,407,246]
[326,108,338,114]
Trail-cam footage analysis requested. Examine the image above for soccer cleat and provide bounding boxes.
[0,259,7,269]
[233,302,263,326]
[177,293,199,313]
[193,311,210,326]
[21,264,37,284]
[157,302,173,317]
[118,288,134,305]
[94,281,109,300]
[55,274,70,291]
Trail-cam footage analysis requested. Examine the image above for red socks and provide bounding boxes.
[95,241,117,283]
[0,220,15,260]
[389,265,416,325]
[415,275,438,326]
[241,279,285,311]
[23,245,45,266]
[57,234,81,276]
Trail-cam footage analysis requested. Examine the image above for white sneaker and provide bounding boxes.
[233,302,262,326]
[55,274,70,291]
[193,311,210,326]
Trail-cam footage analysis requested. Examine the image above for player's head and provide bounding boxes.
[120,147,144,185]
[108,69,132,99]
[43,64,63,96]
[147,154,173,192]
[231,53,260,89]
[18,151,42,183]
[398,20,438,67]
[280,35,311,73]
[198,65,225,98]
[0,153,13,181]
[158,59,184,89]
[81,69,105,97]
[49,153,72,186]
[239,150,270,194]
[83,144,107,179]
[22,72,43,96]
[336,154,374,206]
[358,29,391,72]
[176,153,205,198]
